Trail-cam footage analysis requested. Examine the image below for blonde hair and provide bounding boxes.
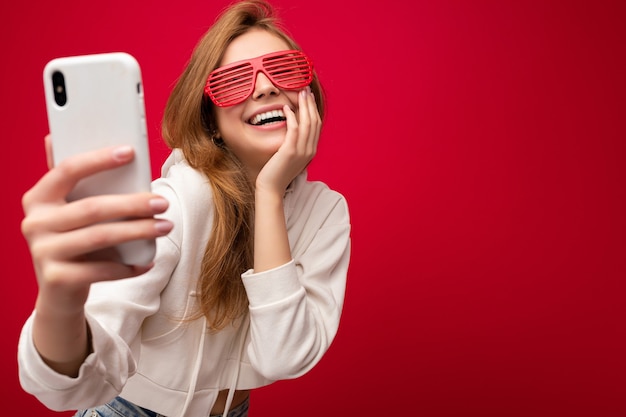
[162,0,325,330]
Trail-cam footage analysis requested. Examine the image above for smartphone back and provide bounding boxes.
[43,52,155,265]
[43,52,152,199]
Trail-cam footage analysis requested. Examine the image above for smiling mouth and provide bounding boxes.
[249,109,286,126]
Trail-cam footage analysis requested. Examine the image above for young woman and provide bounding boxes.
[17,1,351,416]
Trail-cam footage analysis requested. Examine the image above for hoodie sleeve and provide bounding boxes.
[17,234,180,411]
[16,152,186,411]
[242,186,351,380]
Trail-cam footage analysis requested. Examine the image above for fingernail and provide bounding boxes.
[155,220,173,234]
[112,146,133,162]
[149,198,168,212]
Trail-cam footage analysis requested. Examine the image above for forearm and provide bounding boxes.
[253,188,292,272]
[32,293,91,378]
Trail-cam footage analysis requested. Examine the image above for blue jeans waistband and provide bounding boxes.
[75,394,250,417]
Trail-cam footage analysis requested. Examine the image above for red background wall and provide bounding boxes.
[2,0,625,415]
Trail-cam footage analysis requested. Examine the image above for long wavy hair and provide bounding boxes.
[161,0,325,330]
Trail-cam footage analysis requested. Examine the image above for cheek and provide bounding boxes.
[284,91,301,118]
[285,91,300,107]
[215,107,241,133]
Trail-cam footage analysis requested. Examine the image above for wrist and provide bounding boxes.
[35,285,89,318]
[254,182,286,202]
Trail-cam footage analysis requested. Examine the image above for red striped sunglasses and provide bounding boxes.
[204,50,313,107]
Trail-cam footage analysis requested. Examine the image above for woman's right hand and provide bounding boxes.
[21,136,172,375]
[22,136,173,308]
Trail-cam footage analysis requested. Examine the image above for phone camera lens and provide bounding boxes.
[52,71,67,106]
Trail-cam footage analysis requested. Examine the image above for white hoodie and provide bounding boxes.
[18,149,351,416]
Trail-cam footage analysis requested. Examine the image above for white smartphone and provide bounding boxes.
[43,52,156,265]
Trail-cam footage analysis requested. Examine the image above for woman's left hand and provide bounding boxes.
[255,86,321,194]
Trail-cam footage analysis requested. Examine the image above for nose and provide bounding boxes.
[252,72,280,100]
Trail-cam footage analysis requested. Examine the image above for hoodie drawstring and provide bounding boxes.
[221,314,250,417]
[178,313,249,417]
[179,316,207,416]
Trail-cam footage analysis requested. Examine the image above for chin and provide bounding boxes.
[262,133,286,150]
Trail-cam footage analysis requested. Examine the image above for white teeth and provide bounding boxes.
[250,109,286,125]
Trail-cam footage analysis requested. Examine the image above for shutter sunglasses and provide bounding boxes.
[204,50,313,107]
